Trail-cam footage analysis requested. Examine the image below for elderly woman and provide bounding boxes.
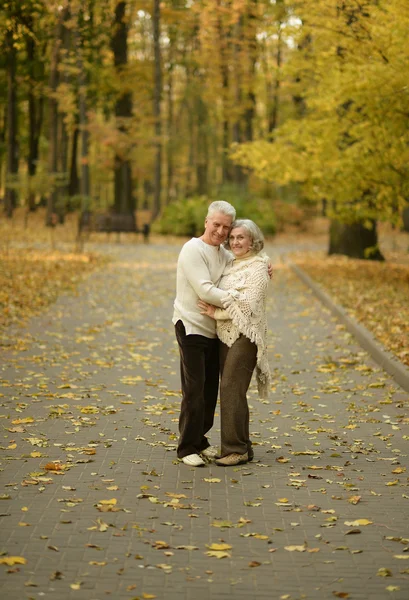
[198,219,270,466]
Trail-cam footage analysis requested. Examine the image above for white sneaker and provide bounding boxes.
[182,453,205,467]
[201,446,220,459]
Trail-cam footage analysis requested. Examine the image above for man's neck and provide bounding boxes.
[200,234,220,248]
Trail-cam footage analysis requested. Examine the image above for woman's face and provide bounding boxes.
[229,227,252,257]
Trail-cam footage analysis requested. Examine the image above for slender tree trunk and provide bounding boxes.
[0,105,6,197]
[26,32,44,212]
[402,206,409,233]
[196,96,209,196]
[69,123,80,197]
[56,7,75,224]
[5,28,18,218]
[112,1,134,216]
[46,14,64,227]
[76,14,90,206]
[232,16,245,185]
[243,1,258,143]
[218,4,232,184]
[185,101,195,197]
[166,58,174,204]
[268,26,282,134]
[152,0,162,219]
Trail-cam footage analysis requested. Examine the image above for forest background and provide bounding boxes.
[2,0,409,252]
[1,0,409,364]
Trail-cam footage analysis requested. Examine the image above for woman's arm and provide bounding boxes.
[221,261,269,317]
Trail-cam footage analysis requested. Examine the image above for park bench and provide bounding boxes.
[78,211,137,234]
[76,211,150,250]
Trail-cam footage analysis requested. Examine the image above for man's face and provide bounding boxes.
[202,212,233,246]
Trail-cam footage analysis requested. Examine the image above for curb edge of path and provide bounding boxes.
[289,261,409,394]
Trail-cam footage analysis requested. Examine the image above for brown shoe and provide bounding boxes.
[215,452,248,466]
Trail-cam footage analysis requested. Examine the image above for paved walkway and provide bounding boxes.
[1,241,408,600]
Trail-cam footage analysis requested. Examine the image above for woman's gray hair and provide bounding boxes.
[206,201,236,221]
[226,218,265,254]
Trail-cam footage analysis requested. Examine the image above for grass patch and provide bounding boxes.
[0,249,104,333]
[293,254,409,366]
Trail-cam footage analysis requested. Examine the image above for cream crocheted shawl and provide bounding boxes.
[217,253,271,398]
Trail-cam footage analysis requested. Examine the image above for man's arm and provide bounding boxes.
[180,244,227,307]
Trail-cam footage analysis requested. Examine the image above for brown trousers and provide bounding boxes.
[219,335,257,457]
[175,320,219,458]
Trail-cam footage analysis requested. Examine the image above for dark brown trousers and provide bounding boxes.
[175,320,219,458]
[219,335,257,457]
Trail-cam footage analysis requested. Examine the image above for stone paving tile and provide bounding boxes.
[0,242,408,600]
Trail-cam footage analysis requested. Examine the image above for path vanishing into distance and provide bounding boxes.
[1,240,408,600]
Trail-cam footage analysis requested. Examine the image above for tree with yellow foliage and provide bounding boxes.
[232,0,409,258]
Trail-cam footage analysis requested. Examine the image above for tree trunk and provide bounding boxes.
[69,124,80,197]
[196,96,209,196]
[232,17,245,185]
[185,104,195,198]
[217,3,232,184]
[268,26,282,134]
[152,0,162,219]
[166,57,174,204]
[56,6,75,224]
[112,1,134,216]
[76,14,90,206]
[5,28,18,218]
[57,117,69,223]
[402,206,409,232]
[0,105,6,197]
[329,220,384,260]
[26,32,44,212]
[243,1,258,143]
[46,14,64,227]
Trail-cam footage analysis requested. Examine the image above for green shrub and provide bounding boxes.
[152,193,277,237]
[235,198,277,236]
[151,197,208,236]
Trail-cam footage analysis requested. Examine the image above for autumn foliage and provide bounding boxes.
[293,254,409,366]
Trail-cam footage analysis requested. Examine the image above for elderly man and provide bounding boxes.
[173,201,237,466]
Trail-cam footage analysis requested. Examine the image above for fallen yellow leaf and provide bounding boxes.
[205,550,231,559]
[12,417,34,424]
[377,568,392,577]
[0,556,27,566]
[70,582,82,590]
[344,519,373,526]
[206,543,232,551]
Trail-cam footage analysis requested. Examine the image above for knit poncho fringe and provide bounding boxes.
[217,254,271,398]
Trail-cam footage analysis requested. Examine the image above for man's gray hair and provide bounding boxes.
[206,201,236,221]
[226,218,265,254]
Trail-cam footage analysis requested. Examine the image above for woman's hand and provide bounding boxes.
[198,300,216,319]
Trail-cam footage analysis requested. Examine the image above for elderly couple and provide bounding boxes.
[173,201,271,467]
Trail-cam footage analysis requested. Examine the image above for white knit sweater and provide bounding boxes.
[215,253,271,398]
[173,238,232,338]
